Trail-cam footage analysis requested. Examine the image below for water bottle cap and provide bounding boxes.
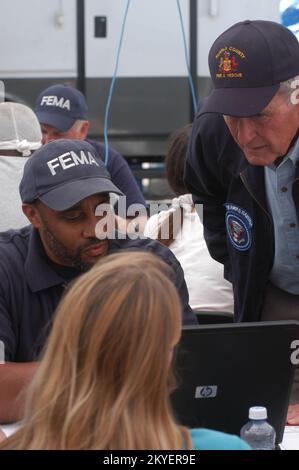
[249,406,267,420]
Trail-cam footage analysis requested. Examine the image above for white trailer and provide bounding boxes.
[0,0,282,159]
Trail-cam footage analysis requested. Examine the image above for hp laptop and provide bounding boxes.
[171,321,299,446]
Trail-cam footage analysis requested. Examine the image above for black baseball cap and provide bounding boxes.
[35,85,88,131]
[20,139,123,211]
[199,20,299,117]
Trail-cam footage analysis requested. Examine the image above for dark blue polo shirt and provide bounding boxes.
[0,226,196,362]
[86,139,146,211]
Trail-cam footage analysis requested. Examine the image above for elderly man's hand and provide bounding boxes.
[0,428,6,442]
[287,404,299,425]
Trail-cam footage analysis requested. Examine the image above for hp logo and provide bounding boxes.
[195,386,218,399]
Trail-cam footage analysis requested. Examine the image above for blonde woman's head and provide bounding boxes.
[2,251,186,450]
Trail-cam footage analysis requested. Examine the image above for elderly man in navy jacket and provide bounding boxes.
[185,20,299,424]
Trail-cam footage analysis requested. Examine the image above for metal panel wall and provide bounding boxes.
[0,0,77,78]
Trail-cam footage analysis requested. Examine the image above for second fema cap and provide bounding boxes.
[35,84,88,131]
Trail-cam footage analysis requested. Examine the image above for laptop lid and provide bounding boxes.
[171,321,299,444]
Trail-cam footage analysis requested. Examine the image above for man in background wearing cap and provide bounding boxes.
[35,84,147,231]
[185,20,299,424]
[0,138,196,423]
[0,102,42,231]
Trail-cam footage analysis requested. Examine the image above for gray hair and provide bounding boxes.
[73,120,87,132]
[279,76,299,103]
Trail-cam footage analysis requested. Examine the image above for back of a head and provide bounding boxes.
[165,124,192,196]
[0,102,42,156]
[4,251,184,450]
[154,124,193,248]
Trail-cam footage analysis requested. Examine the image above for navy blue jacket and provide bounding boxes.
[185,113,287,322]
[0,226,196,362]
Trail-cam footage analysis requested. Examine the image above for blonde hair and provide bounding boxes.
[1,251,191,450]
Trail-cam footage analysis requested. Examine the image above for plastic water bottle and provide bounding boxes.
[240,406,276,450]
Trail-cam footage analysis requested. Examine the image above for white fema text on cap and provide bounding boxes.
[40,95,71,110]
[47,151,100,176]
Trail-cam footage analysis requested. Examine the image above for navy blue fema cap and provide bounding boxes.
[199,20,299,117]
[20,139,123,211]
[35,84,88,132]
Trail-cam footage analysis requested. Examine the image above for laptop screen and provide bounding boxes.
[171,321,299,444]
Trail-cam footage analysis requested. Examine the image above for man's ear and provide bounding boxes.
[79,120,89,139]
[22,203,42,228]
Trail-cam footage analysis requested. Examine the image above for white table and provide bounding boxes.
[1,423,299,449]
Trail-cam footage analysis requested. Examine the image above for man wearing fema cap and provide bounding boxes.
[185,20,299,424]
[0,139,196,423]
[34,84,147,230]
